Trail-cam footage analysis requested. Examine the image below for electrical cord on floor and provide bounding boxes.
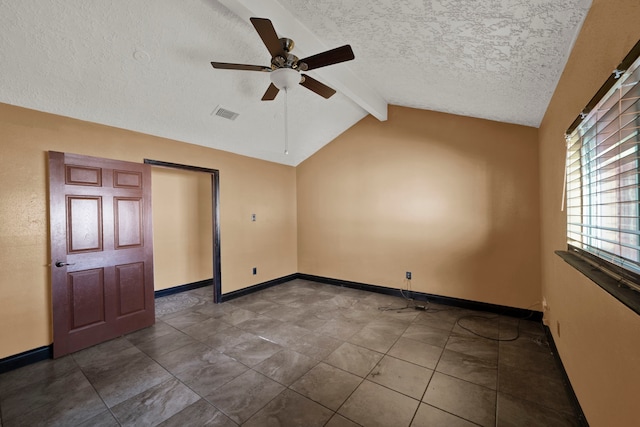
[456,314,520,341]
[455,303,541,342]
[378,279,462,313]
[377,279,417,312]
[378,285,542,343]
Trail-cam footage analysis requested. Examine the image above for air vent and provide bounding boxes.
[212,106,239,121]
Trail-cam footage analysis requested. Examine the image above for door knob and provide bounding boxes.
[55,261,75,267]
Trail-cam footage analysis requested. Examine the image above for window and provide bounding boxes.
[565,40,640,288]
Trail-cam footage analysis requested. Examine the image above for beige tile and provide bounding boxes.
[324,342,383,377]
[499,338,559,378]
[153,342,212,374]
[498,364,574,415]
[72,337,136,369]
[163,311,212,331]
[135,330,199,359]
[235,315,283,336]
[219,308,262,326]
[0,355,78,400]
[325,414,361,427]
[199,326,256,353]
[423,372,495,427]
[379,307,419,322]
[205,370,285,424]
[316,318,365,340]
[445,332,498,361]
[125,321,177,346]
[388,337,443,369]
[243,389,333,427]
[364,318,409,336]
[290,362,362,411]
[111,378,200,426]
[496,392,580,427]
[294,315,328,331]
[180,317,232,341]
[436,348,497,389]
[452,315,500,340]
[223,335,283,367]
[411,403,477,427]
[339,380,419,427]
[348,326,400,353]
[76,410,120,427]
[155,345,248,396]
[367,355,433,399]
[229,297,282,314]
[1,369,106,426]
[80,349,172,408]
[254,349,317,385]
[412,307,461,331]
[157,399,237,427]
[259,322,312,347]
[402,323,450,347]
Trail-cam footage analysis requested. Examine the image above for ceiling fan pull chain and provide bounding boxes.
[284,87,289,155]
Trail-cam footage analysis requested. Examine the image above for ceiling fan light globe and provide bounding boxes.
[270,68,301,90]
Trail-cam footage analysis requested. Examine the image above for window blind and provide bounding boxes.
[566,47,640,274]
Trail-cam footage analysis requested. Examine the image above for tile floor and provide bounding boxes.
[0,279,581,426]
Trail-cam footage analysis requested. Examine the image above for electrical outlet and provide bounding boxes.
[252,267,257,275]
[251,214,256,221]
[406,271,412,280]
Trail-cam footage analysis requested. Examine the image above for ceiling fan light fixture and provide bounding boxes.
[270,68,300,90]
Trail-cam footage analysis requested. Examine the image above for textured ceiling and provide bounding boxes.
[279,0,593,126]
[0,0,591,166]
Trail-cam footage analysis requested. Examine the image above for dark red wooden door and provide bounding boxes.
[49,151,155,357]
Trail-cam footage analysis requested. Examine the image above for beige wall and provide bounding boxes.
[0,103,297,358]
[538,1,640,425]
[152,167,213,291]
[297,105,541,309]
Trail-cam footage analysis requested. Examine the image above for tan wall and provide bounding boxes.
[152,167,213,291]
[0,103,297,358]
[297,105,540,309]
[538,1,640,425]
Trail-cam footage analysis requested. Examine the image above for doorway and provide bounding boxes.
[144,159,221,302]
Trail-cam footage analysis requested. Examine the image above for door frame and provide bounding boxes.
[144,159,222,302]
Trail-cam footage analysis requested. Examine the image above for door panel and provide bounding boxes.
[67,196,103,252]
[68,269,106,329]
[49,151,154,358]
[114,198,143,248]
[115,262,146,316]
[114,170,142,188]
[65,165,102,186]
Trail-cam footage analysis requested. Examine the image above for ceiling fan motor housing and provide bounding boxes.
[271,52,303,70]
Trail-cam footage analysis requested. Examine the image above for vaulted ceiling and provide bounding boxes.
[0,0,591,165]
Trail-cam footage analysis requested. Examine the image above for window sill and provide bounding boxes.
[555,250,640,316]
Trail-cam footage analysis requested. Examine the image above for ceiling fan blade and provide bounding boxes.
[250,17,284,58]
[261,83,280,101]
[211,62,270,72]
[300,75,336,99]
[299,45,355,71]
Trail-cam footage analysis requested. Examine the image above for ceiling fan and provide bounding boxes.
[211,17,354,101]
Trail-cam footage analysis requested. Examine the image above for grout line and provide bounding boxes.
[74,356,122,426]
